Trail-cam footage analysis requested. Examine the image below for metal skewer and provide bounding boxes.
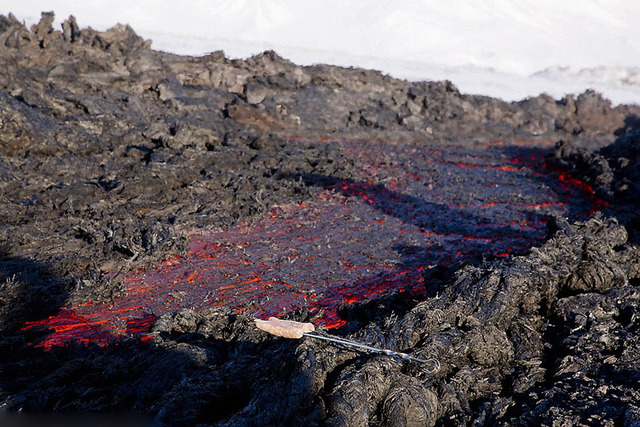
[304,331,440,373]
[254,317,440,373]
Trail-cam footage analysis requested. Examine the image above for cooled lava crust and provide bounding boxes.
[2,13,640,427]
[23,139,607,348]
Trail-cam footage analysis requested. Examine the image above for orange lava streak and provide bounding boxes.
[239,277,262,285]
[177,272,198,281]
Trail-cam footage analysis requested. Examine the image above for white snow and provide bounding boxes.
[3,0,640,105]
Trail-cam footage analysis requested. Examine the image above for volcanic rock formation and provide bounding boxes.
[1,12,640,426]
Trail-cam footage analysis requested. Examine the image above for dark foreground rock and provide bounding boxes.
[1,12,640,426]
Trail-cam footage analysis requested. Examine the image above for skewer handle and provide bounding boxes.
[254,317,315,339]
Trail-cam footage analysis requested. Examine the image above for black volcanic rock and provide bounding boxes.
[1,12,640,427]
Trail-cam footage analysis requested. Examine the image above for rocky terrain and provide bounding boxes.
[1,12,640,426]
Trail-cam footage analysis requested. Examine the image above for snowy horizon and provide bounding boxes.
[3,1,640,105]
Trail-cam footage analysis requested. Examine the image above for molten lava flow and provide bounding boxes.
[22,140,608,349]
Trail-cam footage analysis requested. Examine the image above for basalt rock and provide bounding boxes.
[1,12,640,427]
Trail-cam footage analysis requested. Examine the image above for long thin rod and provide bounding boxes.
[304,332,440,372]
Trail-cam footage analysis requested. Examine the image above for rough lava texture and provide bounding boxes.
[1,12,640,427]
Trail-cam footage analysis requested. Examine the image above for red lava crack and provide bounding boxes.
[22,139,608,349]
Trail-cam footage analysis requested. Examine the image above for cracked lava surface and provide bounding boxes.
[23,139,608,348]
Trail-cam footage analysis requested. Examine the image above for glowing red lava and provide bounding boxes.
[22,140,608,349]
